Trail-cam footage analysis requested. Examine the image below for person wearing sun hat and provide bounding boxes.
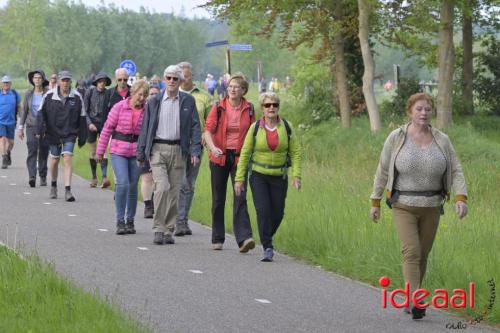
[0,75,21,169]
[17,69,50,186]
[84,71,112,188]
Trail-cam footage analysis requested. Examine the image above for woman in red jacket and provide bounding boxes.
[204,73,256,252]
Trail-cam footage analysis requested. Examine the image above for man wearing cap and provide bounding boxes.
[85,72,112,188]
[17,70,50,186]
[137,65,202,245]
[174,61,212,236]
[36,70,87,201]
[0,75,21,169]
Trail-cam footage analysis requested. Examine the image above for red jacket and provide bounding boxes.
[205,96,255,166]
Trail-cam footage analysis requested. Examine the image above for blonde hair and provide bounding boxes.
[228,72,249,96]
[259,92,280,106]
[131,80,150,96]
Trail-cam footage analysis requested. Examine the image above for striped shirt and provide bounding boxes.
[155,93,180,140]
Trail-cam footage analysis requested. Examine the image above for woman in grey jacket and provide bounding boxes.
[17,69,50,187]
[370,93,468,320]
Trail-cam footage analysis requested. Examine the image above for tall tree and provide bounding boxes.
[461,2,474,115]
[357,0,381,132]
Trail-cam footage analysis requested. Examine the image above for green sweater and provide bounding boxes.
[235,119,301,181]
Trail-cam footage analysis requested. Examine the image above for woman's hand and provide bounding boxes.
[370,207,380,223]
[292,177,301,190]
[95,154,103,163]
[455,201,468,219]
[234,181,244,196]
[88,123,97,132]
[210,146,223,158]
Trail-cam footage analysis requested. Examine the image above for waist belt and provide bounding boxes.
[397,190,443,197]
[153,139,180,145]
[252,160,286,170]
[112,131,139,143]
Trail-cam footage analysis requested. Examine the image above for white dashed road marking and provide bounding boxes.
[9,183,16,186]
[255,299,272,304]
[137,247,149,251]
[23,192,31,195]
[189,270,203,274]
[1,175,6,178]
[43,202,52,205]
[98,229,108,232]
[68,214,77,217]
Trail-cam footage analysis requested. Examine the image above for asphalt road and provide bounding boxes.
[1,142,498,333]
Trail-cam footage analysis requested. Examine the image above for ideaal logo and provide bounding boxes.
[379,276,475,309]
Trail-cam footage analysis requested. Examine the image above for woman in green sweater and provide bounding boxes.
[234,92,302,262]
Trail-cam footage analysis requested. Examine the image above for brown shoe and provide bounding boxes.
[239,238,256,253]
[101,177,111,189]
[90,178,98,188]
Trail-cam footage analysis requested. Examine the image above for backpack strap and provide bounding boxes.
[214,102,222,133]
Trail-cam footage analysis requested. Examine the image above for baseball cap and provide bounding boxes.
[58,71,72,80]
[1,75,12,83]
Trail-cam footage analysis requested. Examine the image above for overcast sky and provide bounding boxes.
[0,0,212,18]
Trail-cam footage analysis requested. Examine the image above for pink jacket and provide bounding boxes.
[96,98,144,158]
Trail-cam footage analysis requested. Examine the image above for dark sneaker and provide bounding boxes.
[144,205,154,219]
[116,222,127,235]
[6,151,11,165]
[1,155,7,169]
[261,248,274,262]
[153,232,164,245]
[65,190,75,202]
[411,305,426,320]
[184,223,192,235]
[29,178,36,188]
[174,224,186,237]
[239,238,256,253]
[49,186,57,199]
[40,177,47,186]
[164,234,175,244]
[125,221,136,234]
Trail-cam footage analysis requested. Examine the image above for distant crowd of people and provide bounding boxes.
[1,64,302,263]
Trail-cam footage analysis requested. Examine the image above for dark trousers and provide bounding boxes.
[210,150,252,245]
[250,172,288,250]
[26,126,49,179]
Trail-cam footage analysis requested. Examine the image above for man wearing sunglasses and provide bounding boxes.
[107,68,131,115]
[137,65,202,245]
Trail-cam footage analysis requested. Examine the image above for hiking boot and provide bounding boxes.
[1,155,7,169]
[144,205,154,219]
[116,222,127,235]
[153,232,164,245]
[49,186,57,199]
[90,178,98,188]
[29,178,36,188]
[6,151,11,165]
[40,177,47,186]
[125,221,136,234]
[65,190,75,202]
[212,243,223,250]
[184,223,192,235]
[101,177,111,189]
[261,248,274,262]
[411,306,426,320]
[164,234,175,244]
[239,238,256,253]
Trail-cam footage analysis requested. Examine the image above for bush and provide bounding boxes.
[475,34,500,115]
[379,76,422,116]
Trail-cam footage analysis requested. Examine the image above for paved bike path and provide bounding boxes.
[0,144,497,333]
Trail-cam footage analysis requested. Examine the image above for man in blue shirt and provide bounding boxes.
[0,75,21,169]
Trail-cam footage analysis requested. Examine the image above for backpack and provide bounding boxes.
[249,118,292,177]
[213,101,254,133]
[11,89,20,117]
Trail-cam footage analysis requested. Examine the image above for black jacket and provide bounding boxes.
[137,91,202,162]
[107,85,130,114]
[36,88,87,145]
[19,87,49,128]
[84,86,110,130]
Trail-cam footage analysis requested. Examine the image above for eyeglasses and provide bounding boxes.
[263,103,279,108]
[117,78,128,82]
[165,76,179,82]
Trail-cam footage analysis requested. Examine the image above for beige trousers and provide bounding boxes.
[392,202,441,293]
[150,143,186,234]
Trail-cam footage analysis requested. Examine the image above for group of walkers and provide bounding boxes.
[1,63,303,263]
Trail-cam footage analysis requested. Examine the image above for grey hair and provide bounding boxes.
[115,68,129,78]
[177,62,192,71]
[163,65,184,81]
[259,92,280,105]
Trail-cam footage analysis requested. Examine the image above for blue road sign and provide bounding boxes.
[120,59,137,76]
[229,44,252,51]
[205,40,229,48]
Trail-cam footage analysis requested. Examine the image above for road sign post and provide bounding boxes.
[205,41,252,75]
[120,59,137,76]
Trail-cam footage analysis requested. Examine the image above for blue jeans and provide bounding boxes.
[49,141,75,157]
[110,154,140,223]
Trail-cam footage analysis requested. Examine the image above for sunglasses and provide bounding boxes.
[165,76,179,82]
[263,103,279,108]
[117,78,128,82]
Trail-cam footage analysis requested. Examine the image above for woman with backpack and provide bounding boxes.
[204,73,256,253]
[234,92,302,262]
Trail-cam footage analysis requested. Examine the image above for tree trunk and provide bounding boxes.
[436,0,455,129]
[334,0,352,129]
[461,5,474,115]
[357,0,381,132]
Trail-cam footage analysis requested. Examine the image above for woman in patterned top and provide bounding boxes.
[369,93,468,320]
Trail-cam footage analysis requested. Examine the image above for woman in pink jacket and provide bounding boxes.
[97,80,150,235]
